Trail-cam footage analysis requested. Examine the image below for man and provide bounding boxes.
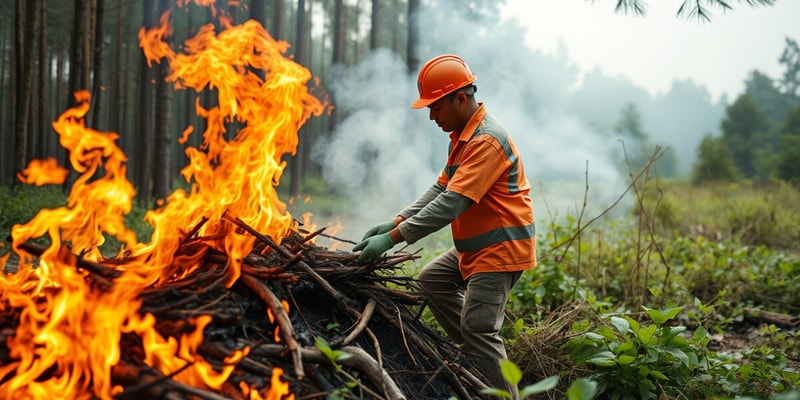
[353,54,536,397]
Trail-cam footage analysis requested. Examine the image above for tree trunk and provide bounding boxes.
[353,0,362,61]
[272,0,283,40]
[37,0,48,160]
[14,0,40,179]
[90,0,106,128]
[250,0,266,27]
[121,12,133,172]
[406,0,420,73]
[55,37,65,166]
[301,0,318,178]
[0,25,9,183]
[332,0,344,66]
[135,0,156,206]
[152,0,174,205]
[109,0,123,134]
[391,0,399,53]
[67,0,88,107]
[180,6,196,172]
[328,0,345,134]
[370,0,379,50]
[288,0,308,198]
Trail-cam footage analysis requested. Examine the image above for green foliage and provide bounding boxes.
[697,343,800,399]
[566,301,798,399]
[721,93,772,180]
[0,184,154,258]
[0,185,67,248]
[510,261,577,312]
[315,337,351,372]
[566,303,703,399]
[692,134,739,184]
[777,106,800,183]
[668,182,800,251]
[483,359,597,400]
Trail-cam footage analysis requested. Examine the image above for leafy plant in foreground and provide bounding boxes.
[482,360,598,400]
[566,303,704,399]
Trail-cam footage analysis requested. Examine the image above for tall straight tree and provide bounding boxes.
[68,0,92,108]
[328,0,344,133]
[0,23,11,182]
[135,0,156,205]
[406,0,419,73]
[272,0,284,40]
[37,0,47,160]
[152,0,174,204]
[108,0,124,134]
[90,0,106,128]
[288,0,308,197]
[13,0,40,182]
[370,0,379,50]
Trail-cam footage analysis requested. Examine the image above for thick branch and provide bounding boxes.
[240,274,304,380]
[254,344,406,400]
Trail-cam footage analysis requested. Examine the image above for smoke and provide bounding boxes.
[314,1,634,242]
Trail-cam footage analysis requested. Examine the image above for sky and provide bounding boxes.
[499,0,800,102]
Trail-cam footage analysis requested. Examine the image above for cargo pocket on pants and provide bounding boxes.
[464,289,505,334]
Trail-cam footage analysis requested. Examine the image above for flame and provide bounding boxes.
[267,299,291,343]
[16,158,69,186]
[0,1,323,399]
[240,368,294,400]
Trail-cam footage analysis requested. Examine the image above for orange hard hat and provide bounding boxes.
[411,54,477,109]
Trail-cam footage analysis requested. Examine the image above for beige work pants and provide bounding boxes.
[418,247,522,399]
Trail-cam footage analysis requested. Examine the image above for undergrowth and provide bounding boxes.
[501,149,800,399]
[2,156,799,399]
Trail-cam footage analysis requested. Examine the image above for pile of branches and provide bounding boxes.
[1,212,492,400]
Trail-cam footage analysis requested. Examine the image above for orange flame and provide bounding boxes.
[16,158,69,186]
[0,1,323,399]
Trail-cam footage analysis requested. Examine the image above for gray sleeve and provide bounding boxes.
[398,189,473,244]
[398,183,446,219]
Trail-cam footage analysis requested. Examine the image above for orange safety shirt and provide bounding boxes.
[439,104,536,279]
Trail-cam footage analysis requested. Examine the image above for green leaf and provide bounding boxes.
[616,339,636,355]
[566,378,598,400]
[500,359,522,385]
[659,326,686,345]
[519,375,559,397]
[618,354,637,365]
[649,369,669,380]
[587,351,617,366]
[583,332,607,342]
[595,325,617,341]
[480,388,511,398]
[610,316,631,335]
[643,305,684,326]
[635,324,657,345]
[315,337,335,360]
[513,318,525,335]
[662,347,690,367]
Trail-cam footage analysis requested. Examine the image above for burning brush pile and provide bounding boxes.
[0,2,490,399]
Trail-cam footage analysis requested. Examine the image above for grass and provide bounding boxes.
[502,179,800,399]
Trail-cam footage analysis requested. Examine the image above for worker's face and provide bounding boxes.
[427,92,464,133]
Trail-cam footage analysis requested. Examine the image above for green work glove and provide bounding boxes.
[353,233,395,262]
[362,221,396,240]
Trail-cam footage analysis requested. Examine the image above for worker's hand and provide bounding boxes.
[353,233,395,262]
[361,221,396,240]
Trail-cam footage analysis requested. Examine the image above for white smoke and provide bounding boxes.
[313,1,634,243]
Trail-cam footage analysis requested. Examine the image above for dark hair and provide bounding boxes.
[445,84,477,101]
